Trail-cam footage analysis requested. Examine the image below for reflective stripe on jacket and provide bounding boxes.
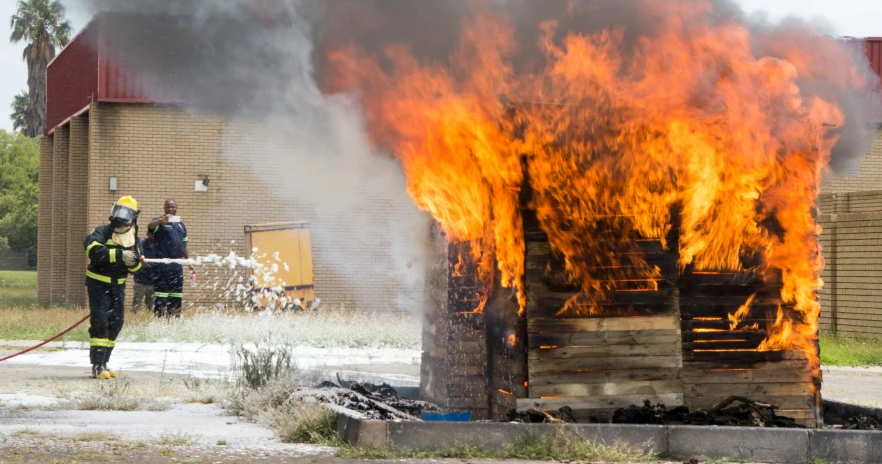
[84,224,141,285]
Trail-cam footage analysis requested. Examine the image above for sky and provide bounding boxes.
[0,0,880,133]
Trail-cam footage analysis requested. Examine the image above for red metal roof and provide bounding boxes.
[46,18,99,133]
[46,13,191,134]
[866,38,882,85]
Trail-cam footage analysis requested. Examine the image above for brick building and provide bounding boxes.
[38,13,429,311]
[816,38,882,336]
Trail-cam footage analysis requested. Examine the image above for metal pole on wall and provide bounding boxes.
[830,194,838,335]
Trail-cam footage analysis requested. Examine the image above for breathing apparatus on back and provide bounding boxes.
[110,196,140,249]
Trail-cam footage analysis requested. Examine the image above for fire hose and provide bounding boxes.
[141,258,200,265]
[0,313,91,363]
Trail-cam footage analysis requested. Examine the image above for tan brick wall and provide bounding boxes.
[821,126,882,194]
[37,136,54,305]
[80,103,428,312]
[67,116,90,307]
[50,127,69,304]
[819,210,882,337]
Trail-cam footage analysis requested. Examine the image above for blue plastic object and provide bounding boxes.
[420,411,471,422]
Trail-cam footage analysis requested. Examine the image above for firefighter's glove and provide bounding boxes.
[122,250,139,267]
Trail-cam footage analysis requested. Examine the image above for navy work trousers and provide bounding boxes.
[153,263,183,318]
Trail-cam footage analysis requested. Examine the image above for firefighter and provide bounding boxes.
[147,199,195,319]
[84,196,142,379]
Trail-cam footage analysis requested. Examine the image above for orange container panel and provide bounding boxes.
[244,222,315,307]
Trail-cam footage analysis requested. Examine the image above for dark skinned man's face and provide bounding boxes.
[165,201,177,216]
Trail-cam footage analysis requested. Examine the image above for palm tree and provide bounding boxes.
[10,0,72,137]
[10,91,28,134]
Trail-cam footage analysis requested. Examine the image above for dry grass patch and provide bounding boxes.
[11,428,48,439]
[71,431,121,442]
[56,375,170,412]
[180,375,230,405]
[340,429,656,462]
[0,304,419,350]
[154,431,197,447]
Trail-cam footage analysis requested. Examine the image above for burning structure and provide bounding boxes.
[323,0,880,427]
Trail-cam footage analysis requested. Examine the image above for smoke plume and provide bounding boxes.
[66,0,432,313]
[64,0,880,314]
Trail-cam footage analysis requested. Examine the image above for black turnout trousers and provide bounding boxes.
[86,278,125,365]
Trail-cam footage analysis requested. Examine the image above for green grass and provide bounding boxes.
[820,333,882,367]
[0,270,37,307]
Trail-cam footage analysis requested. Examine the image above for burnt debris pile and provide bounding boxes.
[291,380,440,420]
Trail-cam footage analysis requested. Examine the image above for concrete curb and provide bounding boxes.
[336,413,882,463]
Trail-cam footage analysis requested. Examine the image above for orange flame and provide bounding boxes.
[327,1,871,378]
[728,293,756,331]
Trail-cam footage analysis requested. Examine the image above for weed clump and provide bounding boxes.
[233,342,296,390]
[273,403,341,446]
[230,340,342,446]
[58,375,169,411]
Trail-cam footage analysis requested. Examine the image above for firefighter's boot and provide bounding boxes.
[103,364,118,378]
[92,364,111,379]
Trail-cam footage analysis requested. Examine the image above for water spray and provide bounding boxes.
[139,252,257,268]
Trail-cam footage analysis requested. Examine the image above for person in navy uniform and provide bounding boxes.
[147,199,195,319]
[84,196,142,379]
[131,230,156,313]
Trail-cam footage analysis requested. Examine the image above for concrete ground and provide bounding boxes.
[0,342,421,462]
[821,365,882,408]
[0,343,879,463]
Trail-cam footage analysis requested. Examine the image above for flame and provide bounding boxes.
[506,334,518,347]
[326,1,871,381]
[498,389,513,395]
[728,293,756,330]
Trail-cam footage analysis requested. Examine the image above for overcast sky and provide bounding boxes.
[0,0,880,133]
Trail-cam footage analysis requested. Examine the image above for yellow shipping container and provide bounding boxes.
[244,222,315,309]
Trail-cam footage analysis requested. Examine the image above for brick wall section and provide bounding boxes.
[821,126,882,194]
[0,251,30,270]
[37,136,54,305]
[84,103,428,312]
[50,127,70,303]
[819,210,882,337]
[67,116,90,307]
[818,190,882,214]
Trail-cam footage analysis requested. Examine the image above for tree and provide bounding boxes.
[0,130,39,251]
[10,90,28,134]
[9,0,72,137]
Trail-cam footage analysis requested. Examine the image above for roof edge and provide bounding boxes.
[48,13,103,69]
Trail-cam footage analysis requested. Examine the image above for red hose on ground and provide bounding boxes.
[0,313,90,362]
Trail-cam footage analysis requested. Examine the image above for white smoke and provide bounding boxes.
[64,0,431,313]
